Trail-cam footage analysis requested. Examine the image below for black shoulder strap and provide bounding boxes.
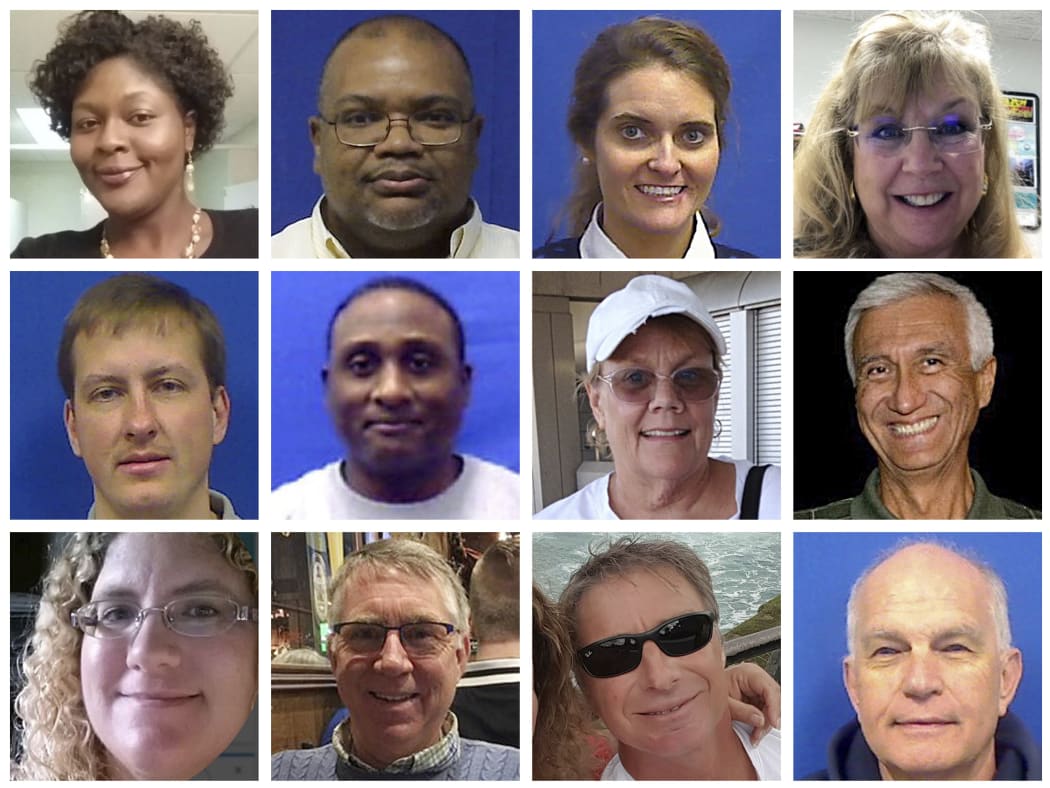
[741,464,769,520]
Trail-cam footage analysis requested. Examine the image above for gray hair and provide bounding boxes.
[844,273,994,383]
[559,536,720,650]
[846,539,1012,656]
[328,538,469,631]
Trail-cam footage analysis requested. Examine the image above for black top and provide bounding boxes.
[11,208,259,259]
[533,235,757,259]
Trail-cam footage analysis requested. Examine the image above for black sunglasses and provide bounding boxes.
[576,612,716,678]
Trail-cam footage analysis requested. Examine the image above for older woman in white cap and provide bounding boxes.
[536,274,779,519]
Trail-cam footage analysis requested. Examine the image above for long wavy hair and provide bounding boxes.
[794,11,1029,258]
[532,585,597,779]
[13,533,257,781]
[560,17,731,239]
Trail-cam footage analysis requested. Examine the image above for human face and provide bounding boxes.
[589,65,720,258]
[844,544,1021,780]
[310,28,481,255]
[70,56,196,222]
[853,294,994,479]
[64,320,230,519]
[852,89,986,258]
[329,568,469,768]
[325,288,471,490]
[80,533,257,780]
[575,569,727,773]
[587,317,717,485]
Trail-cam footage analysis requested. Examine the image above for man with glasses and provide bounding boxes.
[272,539,519,780]
[271,14,519,258]
[796,273,1040,520]
[559,536,780,779]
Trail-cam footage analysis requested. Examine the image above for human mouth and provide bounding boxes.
[896,192,949,208]
[370,690,419,704]
[117,453,172,476]
[638,693,698,717]
[888,416,938,436]
[95,166,143,187]
[640,428,691,438]
[637,185,686,198]
[894,717,956,732]
[369,169,430,196]
[120,690,200,707]
[365,419,422,436]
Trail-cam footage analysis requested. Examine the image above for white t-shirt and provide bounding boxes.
[534,458,780,520]
[270,455,520,520]
[601,722,781,780]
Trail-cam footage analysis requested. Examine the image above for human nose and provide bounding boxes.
[637,641,678,690]
[371,362,412,407]
[899,127,943,174]
[647,136,682,176]
[372,115,423,155]
[374,629,413,675]
[95,118,130,152]
[900,650,943,699]
[124,389,160,439]
[888,366,926,414]
[125,608,182,671]
[647,373,685,412]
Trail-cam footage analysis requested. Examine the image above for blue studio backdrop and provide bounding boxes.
[532,10,780,256]
[9,272,260,520]
[270,271,520,490]
[270,10,520,235]
[794,532,1042,778]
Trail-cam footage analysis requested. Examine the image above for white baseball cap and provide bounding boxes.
[585,275,726,372]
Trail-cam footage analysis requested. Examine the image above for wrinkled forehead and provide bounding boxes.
[346,564,459,617]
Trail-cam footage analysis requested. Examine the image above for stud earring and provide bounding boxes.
[185,152,196,193]
[848,179,856,202]
[581,155,591,165]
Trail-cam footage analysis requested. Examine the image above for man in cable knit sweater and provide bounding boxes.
[272,539,518,780]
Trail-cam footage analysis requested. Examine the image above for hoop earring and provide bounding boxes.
[713,418,723,440]
[185,152,196,194]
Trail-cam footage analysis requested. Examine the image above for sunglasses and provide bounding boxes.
[576,612,716,678]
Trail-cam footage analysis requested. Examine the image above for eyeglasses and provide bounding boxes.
[332,621,457,657]
[319,109,474,147]
[846,117,992,157]
[577,612,716,678]
[71,594,258,639]
[596,367,721,403]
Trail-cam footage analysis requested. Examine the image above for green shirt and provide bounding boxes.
[795,468,1040,520]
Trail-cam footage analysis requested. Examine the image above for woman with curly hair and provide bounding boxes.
[13,11,257,258]
[794,11,1030,258]
[13,532,258,780]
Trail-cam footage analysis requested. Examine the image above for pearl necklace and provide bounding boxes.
[100,207,202,259]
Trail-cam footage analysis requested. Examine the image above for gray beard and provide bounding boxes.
[364,198,441,232]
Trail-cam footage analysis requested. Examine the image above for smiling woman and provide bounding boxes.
[13,532,258,781]
[535,17,756,259]
[12,10,257,259]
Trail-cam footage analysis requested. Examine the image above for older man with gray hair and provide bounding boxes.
[809,541,1039,780]
[271,538,519,780]
[797,272,1039,519]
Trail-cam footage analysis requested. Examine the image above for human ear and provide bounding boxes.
[585,380,605,431]
[976,356,996,408]
[64,400,82,458]
[183,110,198,153]
[211,386,231,445]
[997,647,1023,716]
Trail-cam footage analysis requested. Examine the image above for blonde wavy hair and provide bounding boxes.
[794,11,1030,258]
[532,585,597,779]
[13,533,257,781]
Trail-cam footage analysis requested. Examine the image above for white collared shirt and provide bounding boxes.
[271,197,519,258]
[578,203,716,259]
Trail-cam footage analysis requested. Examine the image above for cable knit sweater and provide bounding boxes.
[271,738,520,781]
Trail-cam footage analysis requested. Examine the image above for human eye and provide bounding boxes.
[941,642,972,653]
[617,368,653,389]
[73,116,100,133]
[96,601,137,626]
[677,126,708,146]
[343,623,383,650]
[89,386,121,403]
[919,357,945,372]
[871,645,900,657]
[406,352,436,374]
[862,362,891,380]
[339,109,381,127]
[672,368,708,387]
[403,623,445,650]
[129,111,155,125]
[345,352,378,376]
[619,124,647,142]
[414,108,460,127]
[155,378,187,394]
[868,122,906,142]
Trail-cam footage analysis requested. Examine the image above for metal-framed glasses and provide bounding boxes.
[71,594,258,639]
[320,109,474,147]
[577,612,717,678]
[596,366,721,403]
[333,621,457,657]
[846,117,992,157]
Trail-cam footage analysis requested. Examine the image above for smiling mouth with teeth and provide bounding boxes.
[889,416,938,436]
[637,185,686,197]
[898,192,948,207]
[371,691,417,703]
[641,429,690,437]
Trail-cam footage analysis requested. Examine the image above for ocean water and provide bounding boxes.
[533,531,780,631]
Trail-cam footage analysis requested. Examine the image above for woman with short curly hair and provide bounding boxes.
[13,532,258,780]
[13,11,257,258]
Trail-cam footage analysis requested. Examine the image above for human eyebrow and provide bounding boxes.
[144,364,200,382]
[93,579,243,600]
[80,373,126,390]
[609,112,651,126]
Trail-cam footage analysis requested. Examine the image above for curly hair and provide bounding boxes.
[794,11,1029,258]
[560,17,731,238]
[28,11,233,153]
[532,585,596,780]
[13,533,256,781]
